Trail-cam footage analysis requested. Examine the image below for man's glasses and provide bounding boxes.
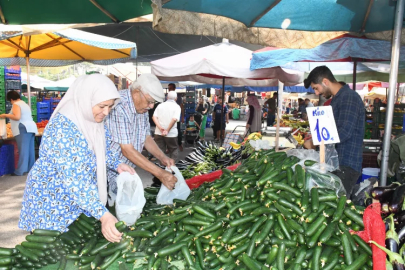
[139,91,158,105]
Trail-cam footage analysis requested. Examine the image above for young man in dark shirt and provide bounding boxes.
[304,66,365,197]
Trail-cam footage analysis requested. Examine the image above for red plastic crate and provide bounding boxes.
[185,163,241,189]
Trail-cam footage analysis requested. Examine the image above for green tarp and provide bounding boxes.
[0,0,152,24]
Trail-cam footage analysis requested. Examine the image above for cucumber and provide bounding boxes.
[21,241,49,250]
[25,235,56,244]
[99,239,131,257]
[310,188,319,212]
[99,250,121,270]
[341,233,353,265]
[127,230,153,238]
[345,253,368,270]
[15,245,39,263]
[32,229,61,237]
[0,248,15,256]
[80,237,97,256]
[89,241,110,256]
[276,242,286,270]
[157,242,186,257]
[230,216,255,227]
[295,165,305,189]
[304,160,317,166]
[181,246,194,267]
[90,254,102,269]
[352,234,372,256]
[311,246,322,270]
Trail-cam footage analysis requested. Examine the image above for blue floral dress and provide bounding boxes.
[19,113,121,232]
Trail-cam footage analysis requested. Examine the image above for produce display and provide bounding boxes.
[368,183,405,269]
[173,141,243,179]
[0,149,374,270]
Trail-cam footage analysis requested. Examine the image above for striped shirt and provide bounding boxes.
[331,84,365,173]
[105,89,150,194]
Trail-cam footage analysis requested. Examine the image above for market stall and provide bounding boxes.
[0,148,385,270]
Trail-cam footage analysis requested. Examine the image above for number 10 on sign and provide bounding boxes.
[306,106,340,146]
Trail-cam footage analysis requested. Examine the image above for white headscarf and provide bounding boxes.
[51,74,120,205]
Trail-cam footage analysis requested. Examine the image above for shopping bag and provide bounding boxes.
[0,119,6,139]
[223,133,244,148]
[115,172,146,225]
[156,166,191,205]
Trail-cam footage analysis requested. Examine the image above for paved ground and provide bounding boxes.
[0,119,248,247]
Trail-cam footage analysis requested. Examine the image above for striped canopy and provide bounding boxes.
[0,26,137,66]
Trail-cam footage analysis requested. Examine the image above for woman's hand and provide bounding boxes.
[117,163,135,175]
[0,114,6,119]
[100,212,122,243]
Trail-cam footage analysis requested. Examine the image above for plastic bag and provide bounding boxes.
[0,119,6,139]
[157,166,191,205]
[305,167,346,196]
[115,172,146,226]
[351,177,378,206]
[249,140,272,151]
[287,144,339,172]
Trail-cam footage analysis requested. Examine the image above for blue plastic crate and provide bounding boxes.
[37,107,50,114]
[37,113,50,122]
[37,102,50,109]
[5,74,21,80]
[5,67,21,74]
[0,144,15,176]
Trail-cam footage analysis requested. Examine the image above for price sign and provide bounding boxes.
[306,106,340,146]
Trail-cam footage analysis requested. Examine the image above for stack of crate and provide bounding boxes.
[4,66,21,122]
[185,86,197,122]
[36,101,51,122]
[21,96,38,122]
[0,67,5,114]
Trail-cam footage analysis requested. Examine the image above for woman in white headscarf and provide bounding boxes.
[19,74,135,243]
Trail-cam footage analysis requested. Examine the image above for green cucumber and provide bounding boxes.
[99,239,131,257]
[32,229,61,237]
[310,188,319,212]
[25,235,56,244]
[276,242,286,270]
[99,250,121,270]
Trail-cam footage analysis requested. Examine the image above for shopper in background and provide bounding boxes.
[305,98,314,107]
[18,75,135,242]
[152,91,181,161]
[212,97,229,141]
[168,83,184,152]
[0,91,38,176]
[196,97,208,140]
[304,66,365,197]
[264,92,277,127]
[246,95,262,133]
[106,74,177,193]
[298,98,306,115]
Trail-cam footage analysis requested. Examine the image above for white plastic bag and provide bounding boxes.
[287,145,339,172]
[115,172,146,226]
[0,119,6,139]
[156,166,191,205]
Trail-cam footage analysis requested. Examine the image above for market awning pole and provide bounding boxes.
[220,77,225,141]
[275,80,283,151]
[25,56,31,108]
[352,59,357,91]
[380,0,404,186]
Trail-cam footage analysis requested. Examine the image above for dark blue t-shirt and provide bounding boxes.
[213,104,228,123]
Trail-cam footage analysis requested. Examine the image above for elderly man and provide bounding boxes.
[106,74,177,197]
[153,91,181,161]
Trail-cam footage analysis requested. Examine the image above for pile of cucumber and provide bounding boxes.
[0,149,373,270]
[134,150,372,269]
[0,215,133,270]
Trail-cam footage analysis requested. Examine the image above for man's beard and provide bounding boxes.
[322,85,332,99]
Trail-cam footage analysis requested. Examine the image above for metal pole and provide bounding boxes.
[380,0,404,186]
[352,60,357,91]
[220,77,225,142]
[25,57,31,107]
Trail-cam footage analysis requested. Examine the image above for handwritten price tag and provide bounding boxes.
[306,106,340,146]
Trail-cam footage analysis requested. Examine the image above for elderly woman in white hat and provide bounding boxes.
[106,74,178,194]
